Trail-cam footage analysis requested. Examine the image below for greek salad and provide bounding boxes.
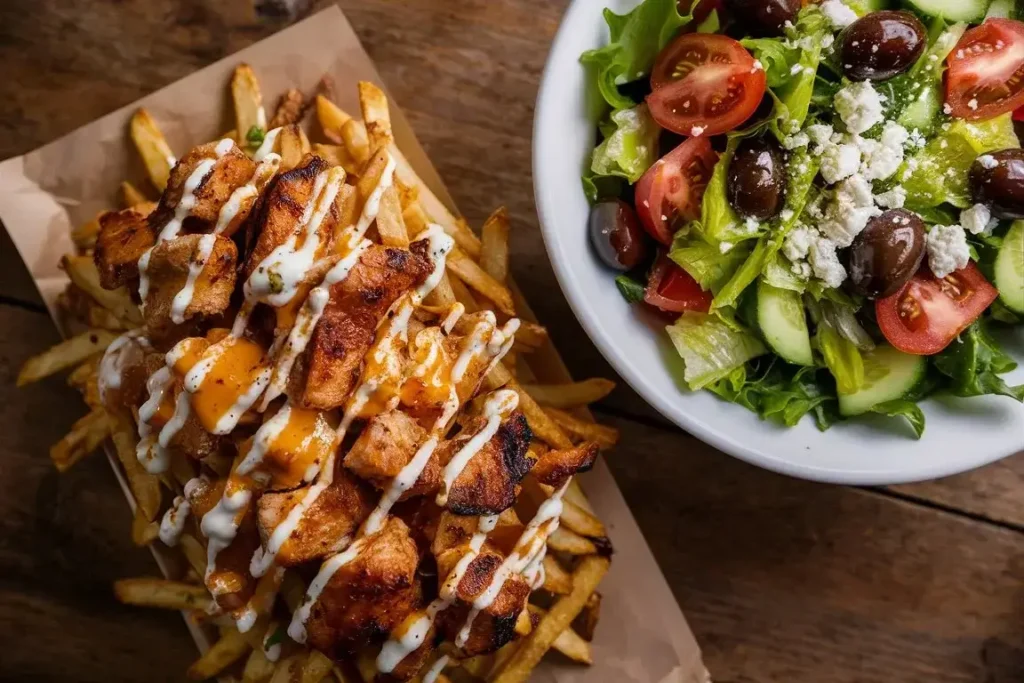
[580,0,1024,436]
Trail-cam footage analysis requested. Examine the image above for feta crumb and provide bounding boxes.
[780,208,795,222]
[907,128,926,148]
[784,132,810,150]
[858,127,905,182]
[943,103,953,115]
[926,224,971,278]
[806,124,834,146]
[744,216,761,234]
[808,235,847,288]
[792,261,813,278]
[821,34,835,49]
[752,60,763,73]
[837,174,875,209]
[960,203,994,235]
[820,0,857,29]
[835,81,884,134]
[977,154,998,169]
[820,142,861,184]
[690,125,705,137]
[803,65,816,75]
[968,98,978,111]
[791,63,804,75]
[783,226,815,262]
[874,186,907,209]
[719,241,734,254]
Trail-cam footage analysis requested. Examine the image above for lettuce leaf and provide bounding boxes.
[868,399,926,439]
[668,235,752,292]
[933,322,1024,401]
[589,103,661,184]
[902,114,1020,210]
[666,312,766,390]
[579,0,696,110]
[772,6,830,133]
[741,37,799,89]
[816,323,865,394]
[708,360,839,429]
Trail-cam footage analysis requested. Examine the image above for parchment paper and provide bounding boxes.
[0,6,707,682]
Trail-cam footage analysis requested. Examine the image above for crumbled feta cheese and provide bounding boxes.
[874,186,907,209]
[820,174,881,247]
[791,261,813,278]
[820,142,861,184]
[835,81,884,134]
[942,103,953,115]
[926,224,971,278]
[790,63,804,75]
[907,128,926,148]
[857,135,904,181]
[806,124,834,147]
[780,208,795,222]
[880,120,909,148]
[836,174,874,209]
[690,125,705,137]
[968,98,978,111]
[820,0,857,29]
[751,60,763,72]
[977,154,998,169]
[821,34,835,50]
[784,132,809,150]
[808,235,847,288]
[783,226,815,262]
[960,203,994,235]
[719,241,734,254]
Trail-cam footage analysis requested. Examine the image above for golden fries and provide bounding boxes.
[242,648,276,683]
[544,407,619,449]
[179,533,209,578]
[375,185,408,247]
[131,505,160,546]
[521,378,616,409]
[446,246,516,315]
[559,499,606,539]
[480,207,510,283]
[491,556,610,683]
[49,408,112,472]
[300,650,334,683]
[315,94,352,144]
[120,181,148,208]
[542,555,573,595]
[574,592,602,642]
[232,64,266,145]
[18,329,117,386]
[547,527,598,555]
[358,81,393,152]
[62,255,142,325]
[130,108,175,191]
[279,124,312,170]
[111,416,162,520]
[114,577,214,612]
[188,627,250,680]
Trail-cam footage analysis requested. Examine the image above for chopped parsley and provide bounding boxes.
[245,125,266,150]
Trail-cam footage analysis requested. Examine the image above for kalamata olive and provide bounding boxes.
[589,199,649,271]
[727,138,786,220]
[722,0,800,37]
[840,11,927,82]
[846,209,926,299]
[970,148,1024,219]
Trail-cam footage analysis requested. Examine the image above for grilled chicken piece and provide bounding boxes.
[185,476,260,613]
[99,337,152,414]
[344,410,429,497]
[149,140,256,230]
[297,242,432,410]
[140,233,237,338]
[305,516,421,657]
[94,209,155,290]
[530,441,599,488]
[256,466,375,567]
[431,512,531,658]
[436,412,533,516]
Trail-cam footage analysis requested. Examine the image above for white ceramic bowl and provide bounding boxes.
[532,0,1024,484]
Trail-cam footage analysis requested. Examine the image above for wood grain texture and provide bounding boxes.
[1,0,1024,681]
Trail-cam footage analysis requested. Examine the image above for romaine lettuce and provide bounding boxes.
[933,322,1024,401]
[669,236,752,293]
[589,103,661,184]
[666,312,766,389]
[579,0,697,110]
[709,361,838,429]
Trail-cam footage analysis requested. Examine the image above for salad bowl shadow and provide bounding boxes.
[531,0,1024,484]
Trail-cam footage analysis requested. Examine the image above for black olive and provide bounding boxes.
[970,148,1024,219]
[727,138,785,220]
[722,0,800,37]
[840,11,927,82]
[589,199,649,271]
[846,209,925,299]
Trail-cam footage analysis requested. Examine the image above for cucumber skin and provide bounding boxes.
[901,0,990,22]
[995,220,1024,314]
[837,345,928,416]
[756,281,814,367]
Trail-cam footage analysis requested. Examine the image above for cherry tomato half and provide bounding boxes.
[875,263,998,355]
[634,136,719,245]
[945,18,1024,121]
[647,33,766,136]
[644,253,713,313]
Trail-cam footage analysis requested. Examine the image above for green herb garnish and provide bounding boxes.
[246,125,266,150]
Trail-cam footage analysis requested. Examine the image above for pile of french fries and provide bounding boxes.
[17,64,622,682]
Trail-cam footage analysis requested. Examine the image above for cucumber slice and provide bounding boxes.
[757,281,813,366]
[838,345,928,416]
[902,0,990,22]
[995,220,1024,314]
[986,0,1018,19]
[898,85,941,133]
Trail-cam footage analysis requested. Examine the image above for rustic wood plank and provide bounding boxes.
[889,459,1024,530]
[0,304,196,681]
[597,412,1024,683]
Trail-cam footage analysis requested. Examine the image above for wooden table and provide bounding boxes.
[1,1,1022,681]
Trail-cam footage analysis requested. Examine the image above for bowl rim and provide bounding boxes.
[530,0,1020,485]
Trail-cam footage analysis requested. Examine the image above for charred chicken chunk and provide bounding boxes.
[93,208,155,290]
[531,441,599,487]
[344,410,430,497]
[149,140,256,230]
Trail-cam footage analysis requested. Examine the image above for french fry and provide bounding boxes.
[130,108,175,192]
[489,369,572,449]
[521,379,616,409]
[491,556,610,683]
[315,94,352,144]
[279,124,311,170]
[86,302,127,331]
[559,499,606,539]
[269,655,302,683]
[49,408,112,472]
[542,555,573,596]
[446,246,515,315]
[479,207,510,283]
[188,627,250,680]
[544,408,619,449]
[66,356,100,390]
[564,479,596,515]
[574,592,602,642]
[423,271,457,309]
[300,650,334,683]
[270,88,305,128]
[525,606,592,664]
[114,577,214,612]
[242,648,276,683]
[17,329,117,386]
[448,273,480,313]
[71,214,102,251]
[343,118,370,166]
[232,64,265,143]
[401,201,430,236]
[62,254,142,325]
[131,505,160,546]
[357,81,393,152]
[511,321,548,351]
[120,181,148,208]
[312,143,359,175]
[179,533,208,578]
[375,185,408,247]
[547,527,597,555]
[111,416,162,520]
